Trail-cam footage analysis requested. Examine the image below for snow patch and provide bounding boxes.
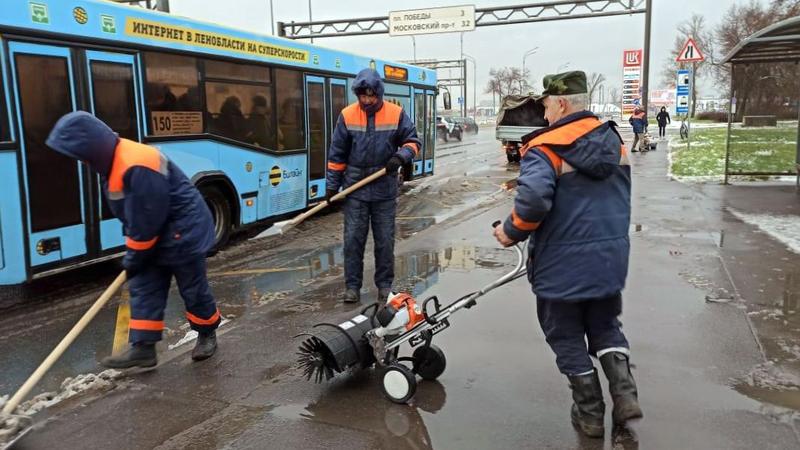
[728,208,800,255]
[167,316,231,350]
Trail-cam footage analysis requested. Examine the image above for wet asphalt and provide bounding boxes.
[3,128,800,449]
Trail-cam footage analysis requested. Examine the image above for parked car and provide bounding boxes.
[436,116,463,142]
[452,116,479,134]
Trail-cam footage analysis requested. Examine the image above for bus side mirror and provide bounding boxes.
[443,92,452,111]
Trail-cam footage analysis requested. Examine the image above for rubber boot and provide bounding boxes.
[377,288,392,302]
[192,331,217,361]
[101,343,157,369]
[600,352,643,425]
[343,289,360,303]
[568,369,605,438]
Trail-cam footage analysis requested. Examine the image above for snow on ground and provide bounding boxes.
[728,208,800,255]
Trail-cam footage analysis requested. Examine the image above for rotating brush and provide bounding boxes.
[296,312,377,383]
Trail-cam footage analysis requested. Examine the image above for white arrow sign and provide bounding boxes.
[676,37,705,63]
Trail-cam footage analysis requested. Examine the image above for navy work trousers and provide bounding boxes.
[343,197,397,290]
[536,294,630,375]
[128,257,220,343]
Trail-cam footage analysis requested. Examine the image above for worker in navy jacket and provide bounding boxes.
[493,72,643,438]
[326,69,421,303]
[46,111,220,368]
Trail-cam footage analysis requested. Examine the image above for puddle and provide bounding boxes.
[268,403,311,420]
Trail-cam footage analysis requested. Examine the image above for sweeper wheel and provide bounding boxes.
[412,344,447,380]
[382,364,417,404]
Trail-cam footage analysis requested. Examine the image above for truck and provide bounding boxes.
[495,94,548,163]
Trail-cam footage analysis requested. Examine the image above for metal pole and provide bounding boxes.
[412,36,417,62]
[641,0,652,113]
[156,0,170,12]
[308,0,313,44]
[270,0,275,35]
[462,59,467,117]
[688,62,695,153]
[724,65,735,185]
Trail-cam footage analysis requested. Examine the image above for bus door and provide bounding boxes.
[8,42,86,267]
[424,90,436,174]
[305,75,327,202]
[328,78,348,186]
[413,89,426,176]
[84,51,142,252]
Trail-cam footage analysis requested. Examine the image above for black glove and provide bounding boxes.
[385,155,403,174]
[120,256,143,280]
[326,189,340,203]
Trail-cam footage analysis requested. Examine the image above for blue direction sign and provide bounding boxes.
[676,69,691,114]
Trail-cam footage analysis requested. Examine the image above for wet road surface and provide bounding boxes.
[3,128,800,449]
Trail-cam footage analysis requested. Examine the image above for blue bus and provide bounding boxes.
[0,0,438,285]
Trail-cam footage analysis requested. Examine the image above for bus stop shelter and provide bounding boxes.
[721,16,800,185]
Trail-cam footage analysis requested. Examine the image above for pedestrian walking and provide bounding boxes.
[493,71,642,438]
[656,106,671,139]
[47,112,220,368]
[629,107,648,152]
[326,69,421,303]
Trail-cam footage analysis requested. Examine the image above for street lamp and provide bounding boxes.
[522,47,539,92]
[463,53,477,118]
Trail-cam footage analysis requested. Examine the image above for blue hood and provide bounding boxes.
[46,111,119,176]
[352,68,384,114]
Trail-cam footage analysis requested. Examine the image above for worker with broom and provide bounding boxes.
[326,68,421,303]
[46,111,221,368]
[492,71,642,437]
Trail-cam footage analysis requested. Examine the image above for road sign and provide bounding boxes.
[389,5,476,36]
[676,69,691,114]
[676,38,705,63]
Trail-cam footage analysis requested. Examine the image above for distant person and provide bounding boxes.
[629,107,647,152]
[326,68,421,303]
[656,106,671,140]
[46,112,220,369]
[493,71,642,438]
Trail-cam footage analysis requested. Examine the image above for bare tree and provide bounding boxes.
[609,87,620,109]
[485,66,532,100]
[587,72,607,107]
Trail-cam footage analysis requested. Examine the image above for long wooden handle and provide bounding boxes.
[286,168,389,229]
[1,271,127,415]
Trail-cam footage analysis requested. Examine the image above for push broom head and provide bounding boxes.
[297,334,338,383]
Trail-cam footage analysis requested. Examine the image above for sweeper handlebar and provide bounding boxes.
[384,223,527,351]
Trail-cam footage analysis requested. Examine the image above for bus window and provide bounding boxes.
[414,93,425,161]
[275,69,305,151]
[15,54,80,232]
[205,59,270,83]
[330,83,347,133]
[143,52,202,136]
[205,81,273,147]
[0,71,9,142]
[307,82,325,180]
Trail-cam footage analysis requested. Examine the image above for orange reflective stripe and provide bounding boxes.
[536,145,563,175]
[327,161,347,171]
[374,102,402,127]
[108,139,167,194]
[511,208,540,231]
[130,319,164,331]
[529,117,603,147]
[341,103,366,128]
[126,236,158,251]
[186,309,221,326]
[403,142,420,156]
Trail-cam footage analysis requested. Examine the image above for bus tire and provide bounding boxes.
[200,185,232,251]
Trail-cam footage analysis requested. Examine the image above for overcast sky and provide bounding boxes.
[168,0,744,104]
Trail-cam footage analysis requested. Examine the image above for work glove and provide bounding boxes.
[120,256,143,280]
[326,188,340,203]
[385,155,403,174]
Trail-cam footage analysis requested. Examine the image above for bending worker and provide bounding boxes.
[326,68,421,303]
[47,111,220,368]
[493,71,642,438]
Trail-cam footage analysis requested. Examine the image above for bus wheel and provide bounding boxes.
[201,185,232,250]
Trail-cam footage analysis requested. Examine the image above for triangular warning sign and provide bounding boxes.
[676,38,705,63]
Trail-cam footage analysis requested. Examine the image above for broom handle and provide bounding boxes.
[287,168,388,227]
[2,271,127,415]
